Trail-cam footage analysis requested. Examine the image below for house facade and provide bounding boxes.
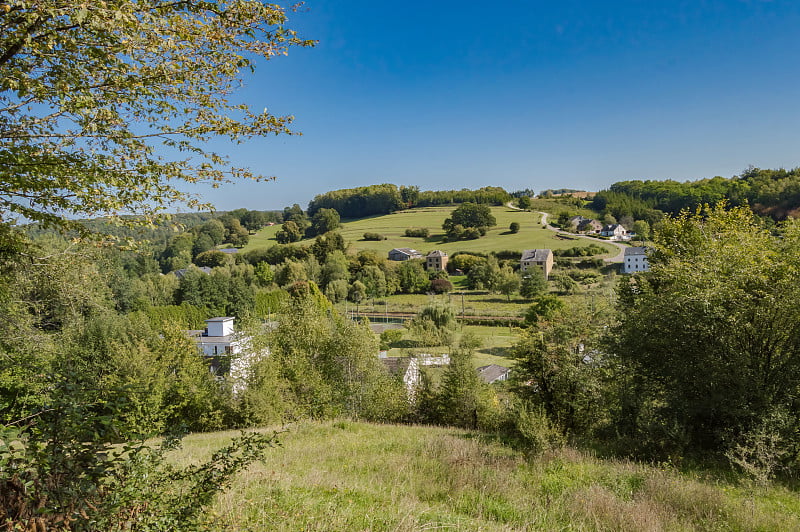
[578,219,603,234]
[520,249,554,279]
[622,246,649,273]
[426,250,448,271]
[388,248,423,261]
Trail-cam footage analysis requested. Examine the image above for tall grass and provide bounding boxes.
[173,421,800,531]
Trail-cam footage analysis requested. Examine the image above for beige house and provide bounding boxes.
[520,249,554,279]
[426,250,448,271]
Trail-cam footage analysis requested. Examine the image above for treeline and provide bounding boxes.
[23,209,282,245]
[415,186,510,207]
[306,184,511,219]
[592,167,800,223]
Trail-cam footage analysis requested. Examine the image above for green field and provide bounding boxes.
[243,205,619,258]
[174,421,800,531]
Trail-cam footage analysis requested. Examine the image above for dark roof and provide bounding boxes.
[521,249,552,262]
[477,364,511,383]
[624,246,648,257]
[427,250,447,257]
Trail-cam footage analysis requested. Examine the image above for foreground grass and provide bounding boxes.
[174,421,800,531]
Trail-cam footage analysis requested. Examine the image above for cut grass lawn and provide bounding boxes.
[173,420,800,531]
[242,205,619,258]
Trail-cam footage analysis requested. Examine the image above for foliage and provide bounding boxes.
[0,405,278,531]
[395,260,430,294]
[509,221,520,233]
[608,204,800,460]
[442,202,497,240]
[434,336,501,430]
[496,266,521,301]
[275,220,302,244]
[362,232,386,241]
[520,270,547,299]
[0,1,312,236]
[415,186,511,207]
[409,299,457,346]
[517,196,532,210]
[404,227,430,238]
[466,255,501,290]
[523,295,565,325]
[307,208,341,238]
[553,244,608,257]
[430,278,454,294]
[307,184,403,218]
[244,297,406,422]
[512,301,613,436]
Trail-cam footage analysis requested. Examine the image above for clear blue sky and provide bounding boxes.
[198,0,800,212]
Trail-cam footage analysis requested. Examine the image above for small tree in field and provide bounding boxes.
[509,222,520,233]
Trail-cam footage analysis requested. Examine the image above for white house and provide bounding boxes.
[190,317,240,357]
[600,224,630,241]
[622,246,649,273]
[189,317,263,391]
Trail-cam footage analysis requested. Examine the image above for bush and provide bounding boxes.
[430,278,454,293]
[379,329,404,350]
[509,222,520,233]
[363,232,386,241]
[404,227,430,238]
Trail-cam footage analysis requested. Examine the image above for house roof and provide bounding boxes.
[427,250,447,257]
[624,246,648,257]
[206,317,234,323]
[477,364,510,383]
[219,248,239,254]
[172,266,212,279]
[391,247,419,254]
[521,249,552,262]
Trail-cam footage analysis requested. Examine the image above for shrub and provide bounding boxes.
[404,227,430,238]
[363,232,386,241]
[379,329,404,350]
[430,278,454,293]
[509,222,520,233]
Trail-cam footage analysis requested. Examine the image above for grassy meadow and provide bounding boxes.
[243,205,619,258]
[174,421,800,531]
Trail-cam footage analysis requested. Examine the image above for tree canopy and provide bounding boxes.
[0,1,313,234]
[609,204,800,454]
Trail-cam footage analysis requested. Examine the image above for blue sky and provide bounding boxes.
[198,0,800,211]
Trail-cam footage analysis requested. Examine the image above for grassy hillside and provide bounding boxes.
[175,421,800,531]
[243,205,619,257]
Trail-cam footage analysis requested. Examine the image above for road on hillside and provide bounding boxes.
[505,202,626,263]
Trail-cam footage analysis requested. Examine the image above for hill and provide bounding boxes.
[176,420,800,531]
[244,205,619,258]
